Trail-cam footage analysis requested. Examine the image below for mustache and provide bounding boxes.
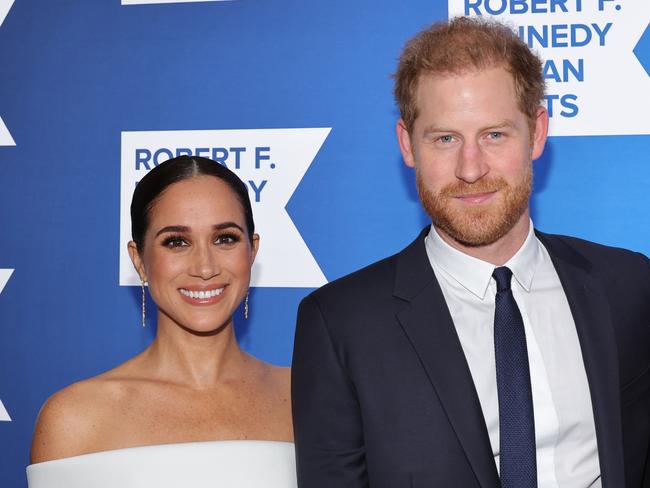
[438,177,508,198]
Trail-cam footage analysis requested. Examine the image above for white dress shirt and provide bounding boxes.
[424,222,601,487]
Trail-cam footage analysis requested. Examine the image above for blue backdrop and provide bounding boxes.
[0,1,648,487]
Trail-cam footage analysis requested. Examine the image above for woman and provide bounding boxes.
[27,156,295,487]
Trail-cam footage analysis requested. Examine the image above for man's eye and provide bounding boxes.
[438,135,454,143]
[162,236,188,248]
[488,131,503,139]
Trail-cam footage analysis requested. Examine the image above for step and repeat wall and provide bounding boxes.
[1,0,649,486]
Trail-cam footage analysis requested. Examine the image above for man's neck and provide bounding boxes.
[434,212,531,266]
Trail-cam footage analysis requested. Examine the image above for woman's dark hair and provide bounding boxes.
[131,155,255,252]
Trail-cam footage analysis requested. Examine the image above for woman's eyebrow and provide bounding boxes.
[155,225,190,237]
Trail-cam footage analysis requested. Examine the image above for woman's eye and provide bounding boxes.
[215,233,240,245]
[162,236,188,248]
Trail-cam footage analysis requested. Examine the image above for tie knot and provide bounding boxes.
[492,266,513,292]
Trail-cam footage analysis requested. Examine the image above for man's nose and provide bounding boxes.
[455,141,489,183]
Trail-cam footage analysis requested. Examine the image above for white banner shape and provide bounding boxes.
[0,268,13,293]
[1,1,16,146]
[120,128,330,288]
[122,0,230,5]
[0,0,14,28]
[0,399,10,422]
[0,269,13,421]
[0,116,15,146]
[448,0,650,136]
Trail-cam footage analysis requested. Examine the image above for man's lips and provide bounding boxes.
[452,190,497,204]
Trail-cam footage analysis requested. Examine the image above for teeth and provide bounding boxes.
[180,288,224,299]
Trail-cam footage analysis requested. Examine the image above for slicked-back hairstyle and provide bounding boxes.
[130,155,255,252]
[394,16,545,133]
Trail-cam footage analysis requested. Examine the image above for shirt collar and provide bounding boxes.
[424,220,540,300]
[504,222,540,293]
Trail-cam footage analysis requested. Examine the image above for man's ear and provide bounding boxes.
[128,241,147,282]
[531,106,549,161]
[397,119,416,168]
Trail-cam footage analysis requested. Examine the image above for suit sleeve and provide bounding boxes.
[292,294,368,488]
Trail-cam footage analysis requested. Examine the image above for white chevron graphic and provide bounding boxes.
[0,269,13,421]
[0,400,10,422]
[0,116,15,146]
[0,0,14,28]
[1,1,15,146]
[0,268,12,293]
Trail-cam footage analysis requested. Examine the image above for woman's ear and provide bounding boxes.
[250,234,260,264]
[127,241,147,282]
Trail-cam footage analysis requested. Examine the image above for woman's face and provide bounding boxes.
[129,175,258,334]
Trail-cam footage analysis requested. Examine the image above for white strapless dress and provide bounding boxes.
[26,440,297,487]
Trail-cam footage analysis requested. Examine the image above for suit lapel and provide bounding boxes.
[393,229,500,488]
[537,232,625,487]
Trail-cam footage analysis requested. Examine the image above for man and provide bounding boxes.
[292,17,650,488]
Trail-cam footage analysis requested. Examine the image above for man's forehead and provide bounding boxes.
[416,67,520,109]
[416,63,514,87]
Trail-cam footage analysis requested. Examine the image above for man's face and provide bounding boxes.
[397,66,547,248]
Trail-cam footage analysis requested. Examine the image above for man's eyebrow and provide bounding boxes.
[481,119,517,131]
[155,222,244,238]
[421,120,518,136]
[422,125,454,135]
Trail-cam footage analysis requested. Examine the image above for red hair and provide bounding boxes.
[394,17,545,133]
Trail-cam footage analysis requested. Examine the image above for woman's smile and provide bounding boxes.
[178,286,226,305]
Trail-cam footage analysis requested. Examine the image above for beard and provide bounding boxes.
[417,167,532,247]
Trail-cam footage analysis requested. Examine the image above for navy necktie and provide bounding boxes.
[493,266,537,488]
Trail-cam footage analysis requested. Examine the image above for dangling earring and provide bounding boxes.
[141,280,147,327]
[244,291,249,320]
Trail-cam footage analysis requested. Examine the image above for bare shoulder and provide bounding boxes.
[254,359,290,396]
[31,378,103,463]
[251,361,292,440]
[30,367,138,464]
[269,364,291,393]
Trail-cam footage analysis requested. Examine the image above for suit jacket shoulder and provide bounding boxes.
[303,228,434,332]
[536,231,649,286]
[302,248,401,347]
[309,251,398,305]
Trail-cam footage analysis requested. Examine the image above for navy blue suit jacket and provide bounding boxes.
[292,228,650,487]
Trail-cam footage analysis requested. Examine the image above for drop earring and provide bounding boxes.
[244,291,249,320]
[141,280,146,327]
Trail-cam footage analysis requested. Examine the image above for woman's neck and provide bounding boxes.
[141,316,254,390]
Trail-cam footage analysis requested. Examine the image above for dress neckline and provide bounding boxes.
[28,439,295,467]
